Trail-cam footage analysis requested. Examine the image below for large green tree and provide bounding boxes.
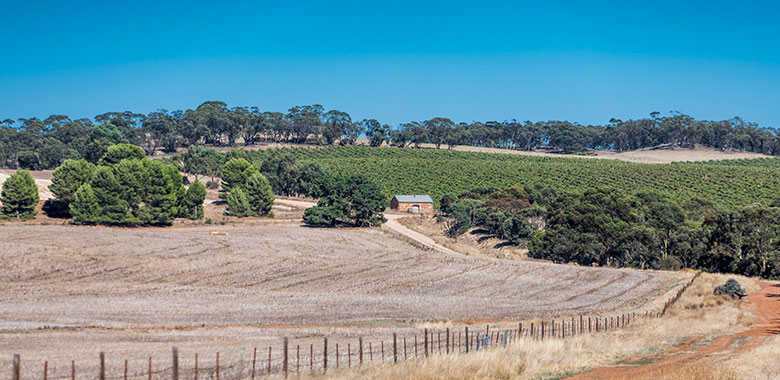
[303,174,386,227]
[70,184,100,224]
[0,170,39,220]
[244,173,274,217]
[180,179,206,220]
[221,158,258,194]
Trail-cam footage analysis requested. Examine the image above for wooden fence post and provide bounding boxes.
[12,354,20,380]
[424,329,429,357]
[172,347,179,380]
[44,360,48,380]
[99,352,105,380]
[359,337,363,364]
[446,328,450,354]
[465,327,469,353]
[251,348,256,380]
[393,333,398,363]
[71,360,75,380]
[195,353,199,380]
[541,321,545,340]
[530,322,534,339]
[148,357,152,380]
[216,352,220,380]
[323,337,328,373]
[283,337,289,378]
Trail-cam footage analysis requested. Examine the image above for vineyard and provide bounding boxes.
[257,146,780,208]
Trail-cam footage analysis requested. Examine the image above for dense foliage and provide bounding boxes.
[221,159,275,218]
[0,170,39,220]
[170,147,328,199]
[51,149,206,225]
[4,102,780,170]
[253,146,780,209]
[440,185,780,279]
[303,175,387,227]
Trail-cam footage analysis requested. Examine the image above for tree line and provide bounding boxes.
[439,185,780,278]
[195,150,386,226]
[1,142,387,227]
[3,102,780,170]
[0,144,207,224]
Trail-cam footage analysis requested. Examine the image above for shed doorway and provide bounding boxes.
[412,205,420,213]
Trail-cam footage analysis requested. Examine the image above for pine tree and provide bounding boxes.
[181,179,206,219]
[50,159,96,206]
[141,161,178,225]
[69,184,100,224]
[0,170,39,220]
[90,166,133,224]
[245,173,275,217]
[226,187,253,217]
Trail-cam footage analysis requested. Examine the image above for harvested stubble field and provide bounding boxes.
[0,224,672,376]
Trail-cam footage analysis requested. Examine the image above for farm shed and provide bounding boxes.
[390,195,434,214]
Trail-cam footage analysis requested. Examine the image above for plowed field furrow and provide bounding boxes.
[0,224,671,338]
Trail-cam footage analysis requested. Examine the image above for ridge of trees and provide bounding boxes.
[438,185,780,279]
[3,102,780,170]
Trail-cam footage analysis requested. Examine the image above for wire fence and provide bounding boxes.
[8,273,700,380]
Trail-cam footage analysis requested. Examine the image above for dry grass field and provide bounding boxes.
[297,273,771,380]
[0,224,674,377]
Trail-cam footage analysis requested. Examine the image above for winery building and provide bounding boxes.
[390,195,434,214]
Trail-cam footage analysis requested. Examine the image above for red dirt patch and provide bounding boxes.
[567,282,780,379]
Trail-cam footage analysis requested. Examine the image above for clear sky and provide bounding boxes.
[2,1,779,127]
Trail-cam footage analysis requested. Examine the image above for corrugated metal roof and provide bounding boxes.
[393,195,433,203]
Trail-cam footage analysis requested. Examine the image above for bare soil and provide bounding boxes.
[568,281,780,379]
[0,224,672,375]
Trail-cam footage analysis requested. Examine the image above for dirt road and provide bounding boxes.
[274,198,460,255]
[568,282,780,379]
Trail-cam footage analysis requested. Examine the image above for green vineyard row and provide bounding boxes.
[254,146,780,208]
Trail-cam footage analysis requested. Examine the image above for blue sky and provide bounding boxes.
[2,1,779,127]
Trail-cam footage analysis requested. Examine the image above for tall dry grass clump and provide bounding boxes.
[291,273,759,380]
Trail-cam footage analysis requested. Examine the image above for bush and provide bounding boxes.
[303,206,343,226]
[0,170,39,220]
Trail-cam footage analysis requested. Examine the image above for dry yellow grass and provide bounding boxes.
[397,215,528,260]
[287,273,760,380]
[724,334,780,380]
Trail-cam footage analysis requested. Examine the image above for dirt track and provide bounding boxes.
[568,282,780,379]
